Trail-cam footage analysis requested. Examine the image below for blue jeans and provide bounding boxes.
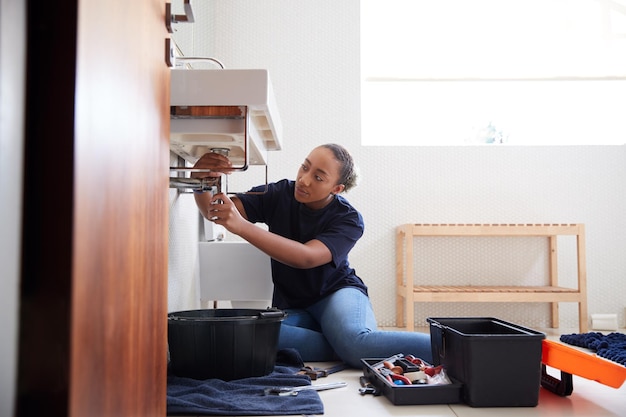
[277,287,433,368]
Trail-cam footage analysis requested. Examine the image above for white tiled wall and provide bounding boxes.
[167,0,626,330]
[167,174,202,313]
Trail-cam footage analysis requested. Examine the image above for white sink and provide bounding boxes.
[170,69,283,167]
[197,241,273,306]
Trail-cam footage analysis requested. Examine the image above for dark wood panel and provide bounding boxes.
[17,0,78,414]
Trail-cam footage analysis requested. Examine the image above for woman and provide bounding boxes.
[192,144,432,368]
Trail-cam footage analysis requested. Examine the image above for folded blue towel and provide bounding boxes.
[560,332,626,366]
[167,349,324,415]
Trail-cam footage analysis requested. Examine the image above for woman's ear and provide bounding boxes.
[332,184,345,195]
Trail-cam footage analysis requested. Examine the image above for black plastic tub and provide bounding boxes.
[168,308,286,381]
[427,317,545,407]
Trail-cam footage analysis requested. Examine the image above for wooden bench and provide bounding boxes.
[396,223,588,332]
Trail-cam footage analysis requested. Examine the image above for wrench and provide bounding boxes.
[264,381,347,396]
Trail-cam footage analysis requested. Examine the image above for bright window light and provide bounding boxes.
[361,0,626,145]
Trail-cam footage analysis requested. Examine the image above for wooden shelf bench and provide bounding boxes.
[396,223,588,332]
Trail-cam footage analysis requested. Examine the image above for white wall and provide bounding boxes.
[167,0,626,329]
[0,0,25,414]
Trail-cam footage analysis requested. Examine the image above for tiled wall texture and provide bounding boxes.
[167,0,626,330]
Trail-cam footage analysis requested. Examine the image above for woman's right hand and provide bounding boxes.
[191,152,233,179]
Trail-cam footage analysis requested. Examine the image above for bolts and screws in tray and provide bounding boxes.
[374,354,452,386]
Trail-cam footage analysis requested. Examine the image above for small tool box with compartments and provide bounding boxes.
[361,317,546,407]
[360,356,463,405]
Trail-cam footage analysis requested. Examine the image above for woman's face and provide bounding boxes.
[294,147,345,210]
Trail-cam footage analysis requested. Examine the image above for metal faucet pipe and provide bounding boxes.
[169,176,221,192]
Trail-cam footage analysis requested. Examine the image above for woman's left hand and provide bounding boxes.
[207,192,246,234]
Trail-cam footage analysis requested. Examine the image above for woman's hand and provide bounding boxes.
[191,152,233,179]
[192,152,235,221]
[206,192,247,235]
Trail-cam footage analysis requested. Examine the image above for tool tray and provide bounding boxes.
[541,339,626,396]
[361,359,462,405]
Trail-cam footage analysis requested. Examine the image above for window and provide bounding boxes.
[361,0,626,145]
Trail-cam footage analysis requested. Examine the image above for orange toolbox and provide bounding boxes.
[541,339,626,396]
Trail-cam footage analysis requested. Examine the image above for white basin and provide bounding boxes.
[198,241,274,305]
[170,69,283,167]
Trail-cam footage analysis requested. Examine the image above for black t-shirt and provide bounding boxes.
[237,179,368,308]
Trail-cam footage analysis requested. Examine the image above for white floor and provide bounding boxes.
[174,327,626,417]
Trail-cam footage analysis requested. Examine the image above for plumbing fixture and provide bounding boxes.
[169,69,282,194]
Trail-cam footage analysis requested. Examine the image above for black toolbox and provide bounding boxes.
[427,317,545,407]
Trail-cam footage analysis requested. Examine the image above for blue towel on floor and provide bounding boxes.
[560,332,626,366]
[167,349,324,416]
